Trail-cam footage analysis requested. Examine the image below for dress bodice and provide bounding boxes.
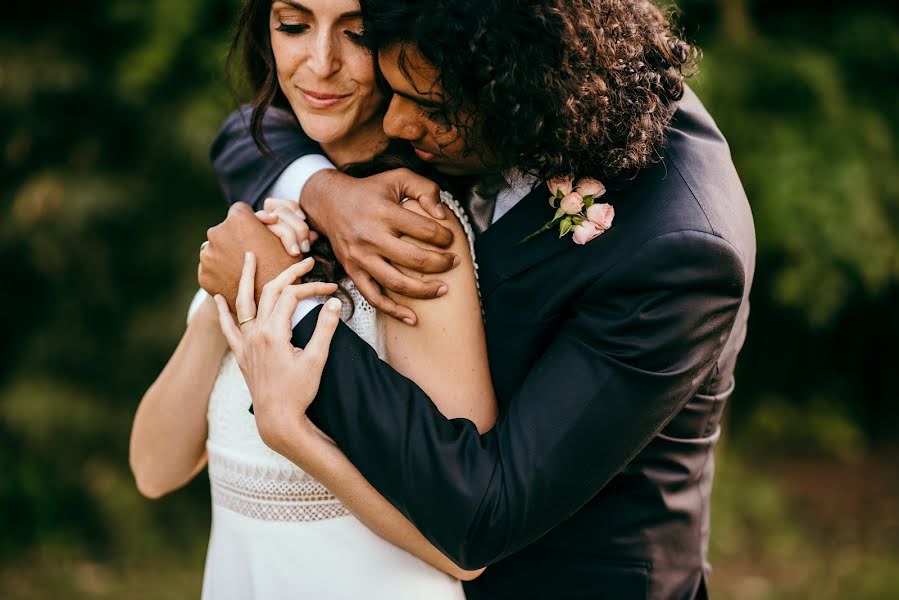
[195,190,476,522]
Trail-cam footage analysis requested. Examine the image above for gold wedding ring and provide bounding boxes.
[238,316,256,326]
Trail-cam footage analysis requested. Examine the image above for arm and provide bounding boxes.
[129,294,228,498]
[293,230,745,568]
[213,256,485,580]
[210,107,460,323]
[383,200,496,432]
[279,424,484,580]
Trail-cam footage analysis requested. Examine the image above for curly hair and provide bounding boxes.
[362,0,698,184]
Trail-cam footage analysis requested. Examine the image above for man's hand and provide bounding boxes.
[199,203,299,310]
[302,168,459,325]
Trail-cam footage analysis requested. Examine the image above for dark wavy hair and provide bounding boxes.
[362,0,698,184]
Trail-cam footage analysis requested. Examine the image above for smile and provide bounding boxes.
[299,88,352,109]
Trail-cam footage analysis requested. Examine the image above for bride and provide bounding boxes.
[128,0,493,597]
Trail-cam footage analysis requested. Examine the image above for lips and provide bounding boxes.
[299,88,351,109]
[412,145,438,161]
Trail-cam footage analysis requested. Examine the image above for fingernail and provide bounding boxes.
[300,256,313,264]
[437,285,448,297]
[452,255,461,267]
[245,251,252,261]
[300,240,311,253]
[295,210,306,220]
[326,298,342,312]
[402,317,415,326]
[436,206,446,219]
[291,244,301,255]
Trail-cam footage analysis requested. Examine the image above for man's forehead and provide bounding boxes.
[378,45,444,104]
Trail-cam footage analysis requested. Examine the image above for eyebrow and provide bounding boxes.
[277,1,362,19]
[393,90,444,110]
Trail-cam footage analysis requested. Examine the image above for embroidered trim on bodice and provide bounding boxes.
[207,446,351,522]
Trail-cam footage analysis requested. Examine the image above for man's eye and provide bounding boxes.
[276,23,309,35]
[417,105,448,127]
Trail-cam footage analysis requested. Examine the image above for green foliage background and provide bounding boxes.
[1,1,897,598]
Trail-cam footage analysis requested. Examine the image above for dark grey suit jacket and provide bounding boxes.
[212,87,755,599]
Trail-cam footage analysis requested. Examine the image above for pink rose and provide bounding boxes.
[576,177,606,199]
[572,221,605,245]
[559,191,584,215]
[586,202,615,230]
[548,175,574,197]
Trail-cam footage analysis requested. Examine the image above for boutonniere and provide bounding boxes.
[521,176,615,245]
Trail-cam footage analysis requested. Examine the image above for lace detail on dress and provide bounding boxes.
[208,448,350,522]
[438,190,483,316]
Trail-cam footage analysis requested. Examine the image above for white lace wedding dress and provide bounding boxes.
[193,192,475,600]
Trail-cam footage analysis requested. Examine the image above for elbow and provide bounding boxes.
[132,471,168,500]
[457,567,487,581]
[129,456,171,500]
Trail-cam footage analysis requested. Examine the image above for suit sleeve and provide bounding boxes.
[294,229,746,569]
[210,105,321,209]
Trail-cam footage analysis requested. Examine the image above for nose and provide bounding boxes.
[382,96,426,141]
[306,31,340,78]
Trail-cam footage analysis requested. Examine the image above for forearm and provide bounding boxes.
[129,317,228,498]
[296,231,746,567]
[281,420,484,579]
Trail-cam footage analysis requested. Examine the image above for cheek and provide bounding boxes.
[270,36,303,82]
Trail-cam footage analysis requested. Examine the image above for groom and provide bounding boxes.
[202,1,755,598]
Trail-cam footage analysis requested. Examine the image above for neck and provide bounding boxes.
[320,115,389,170]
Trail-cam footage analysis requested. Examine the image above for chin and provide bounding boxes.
[293,112,349,146]
[302,123,349,146]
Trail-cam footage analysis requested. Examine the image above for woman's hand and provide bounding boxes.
[256,197,320,257]
[213,252,342,456]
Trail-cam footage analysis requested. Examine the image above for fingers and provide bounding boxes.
[255,210,279,225]
[262,197,301,217]
[258,203,312,255]
[270,283,340,334]
[300,298,343,372]
[235,252,258,321]
[349,267,417,326]
[257,257,316,320]
[392,169,445,219]
[274,207,311,254]
[380,235,458,274]
[367,259,447,300]
[267,220,303,257]
[214,294,243,358]
[386,203,454,249]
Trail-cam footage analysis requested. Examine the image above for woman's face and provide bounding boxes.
[269,0,384,146]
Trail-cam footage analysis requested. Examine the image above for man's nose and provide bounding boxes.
[382,96,425,141]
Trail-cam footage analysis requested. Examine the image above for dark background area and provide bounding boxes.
[1,1,897,598]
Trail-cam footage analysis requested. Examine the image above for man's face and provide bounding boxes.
[377,44,492,176]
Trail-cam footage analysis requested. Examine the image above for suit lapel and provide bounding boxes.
[474,182,577,298]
